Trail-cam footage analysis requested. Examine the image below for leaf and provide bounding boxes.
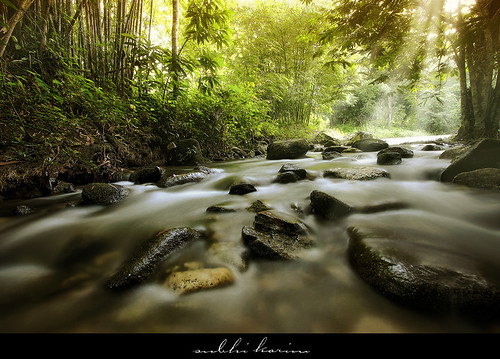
[0,0,18,11]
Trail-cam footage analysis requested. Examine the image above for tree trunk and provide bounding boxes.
[171,0,180,97]
[0,0,34,57]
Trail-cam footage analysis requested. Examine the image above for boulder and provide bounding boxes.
[351,139,389,152]
[309,190,354,220]
[452,168,500,191]
[167,138,207,165]
[441,139,500,182]
[130,166,162,184]
[266,139,310,160]
[156,171,208,188]
[229,183,257,195]
[107,227,204,289]
[377,151,402,165]
[275,163,308,183]
[378,146,414,158]
[81,183,129,206]
[164,267,235,294]
[322,151,343,160]
[347,226,500,319]
[323,167,390,181]
[242,211,313,260]
[346,131,374,145]
[422,144,444,151]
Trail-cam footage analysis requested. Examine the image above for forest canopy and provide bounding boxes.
[0,0,499,165]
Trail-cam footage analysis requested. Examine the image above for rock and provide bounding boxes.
[323,167,390,181]
[378,146,414,158]
[14,204,35,215]
[278,163,307,179]
[275,171,301,183]
[324,146,350,153]
[130,166,162,184]
[439,145,468,160]
[322,151,343,160]
[52,181,76,194]
[422,144,444,151]
[167,138,206,165]
[242,211,313,260]
[107,227,204,289]
[347,226,500,319]
[156,171,208,188]
[164,267,235,294]
[247,200,271,213]
[313,132,339,145]
[377,151,402,165]
[111,169,133,182]
[81,183,129,206]
[206,203,237,213]
[266,139,310,160]
[452,168,500,191]
[441,139,500,182]
[351,139,389,152]
[229,183,257,195]
[346,131,374,145]
[309,190,354,220]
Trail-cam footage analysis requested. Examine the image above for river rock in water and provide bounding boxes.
[347,226,500,319]
[351,139,389,152]
[377,151,402,165]
[266,139,310,160]
[452,168,500,191]
[157,171,208,188]
[275,163,308,183]
[242,211,313,260]
[130,165,162,184]
[229,182,257,195]
[441,139,500,182]
[323,167,390,181]
[378,146,414,158]
[81,183,129,205]
[164,267,235,294]
[106,227,204,289]
[309,190,354,220]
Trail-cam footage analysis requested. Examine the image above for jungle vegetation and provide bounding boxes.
[0,0,498,166]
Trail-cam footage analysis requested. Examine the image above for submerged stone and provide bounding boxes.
[323,167,390,181]
[164,267,235,294]
[347,226,500,319]
[229,183,257,195]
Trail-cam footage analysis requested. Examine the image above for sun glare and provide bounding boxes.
[444,0,476,13]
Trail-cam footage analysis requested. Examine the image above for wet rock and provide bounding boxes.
[206,203,237,213]
[130,166,162,184]
[275,171,301,183]
[422,144,444,151]
[247,200,272,213]
[81,183,129,206]
[111,169,133,182]
[351,139,389,152]
[107,227,204,289]
[324,146,349,153]
[378,146,414,158]
[229,183,257,195]
[242,211,313,260]
[347,226,500,319]
[14,204,35,215]
[156,171,208,188]
[266,139,310,160]
[309,190,354,220]
[322,151,343,160]
[452,168,500,191]
[164,267,235,294]
[52,181,76,194]
[342,147,363,153]
[278,163,307,179]
[441,139,500,182]
[439,145,468,161]
[377,151,402,165]
[167,138,207,165]
[323,167,390,181]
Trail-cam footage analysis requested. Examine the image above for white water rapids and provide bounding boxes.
[0,136,499,333]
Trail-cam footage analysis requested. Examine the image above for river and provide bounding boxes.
[0,136,499,333]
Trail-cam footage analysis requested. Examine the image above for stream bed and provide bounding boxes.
[1,137,500,333]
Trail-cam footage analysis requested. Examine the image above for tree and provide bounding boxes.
[0,0,34,57]
[320,0,500,140]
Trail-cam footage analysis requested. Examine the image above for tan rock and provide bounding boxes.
[164,267,235,294]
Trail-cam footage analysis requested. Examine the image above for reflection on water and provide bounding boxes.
[0,139,499,333]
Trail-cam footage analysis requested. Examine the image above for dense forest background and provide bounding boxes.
[0,0,498,171]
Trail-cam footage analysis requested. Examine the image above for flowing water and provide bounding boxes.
[1,137,500,333]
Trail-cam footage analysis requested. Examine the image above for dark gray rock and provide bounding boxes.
[452,168,500,191]
[377,151,402,165]
[347,226,500,319]
[167,138,207,165]
[107,227,204,289]
[278,163,307,179]
[422,144,444,151]
[130,166,162,184]
[275,171,301,183]
[266,139,310,160]
[52,181,76,194]
[229,183,257,195]
[309,190,354,220]
[322,151,343,160]
[242,211,313,260]
[351,139,389,152]
[441,139,500,182]
[378,146,414,158]
[81,183,129,206]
